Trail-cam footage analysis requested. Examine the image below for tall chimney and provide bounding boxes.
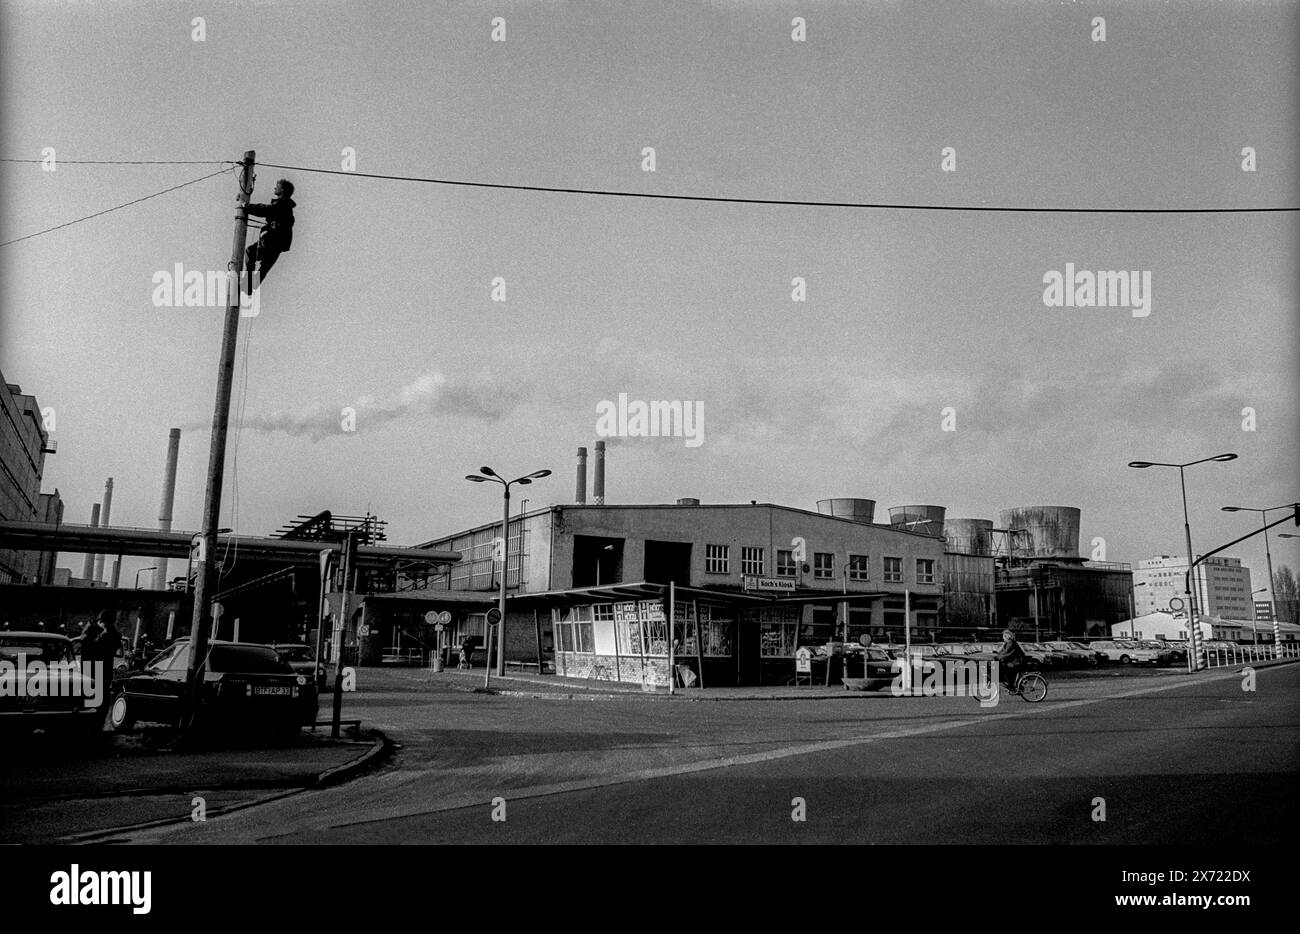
[81,503,100,579]
[575,446,588,505]
[152,429,181,590]
[593,440,606,506]
[93,478,113,581]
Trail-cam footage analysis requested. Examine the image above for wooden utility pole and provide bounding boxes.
[185,151,255,722]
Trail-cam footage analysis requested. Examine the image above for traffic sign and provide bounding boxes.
[424,610,439,625]
[486,607,502,626]
[1169,597,1185,612]
[436,610,452,625]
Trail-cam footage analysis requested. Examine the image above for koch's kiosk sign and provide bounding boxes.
[743,576,795,593]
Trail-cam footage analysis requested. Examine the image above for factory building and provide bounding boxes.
[1133,555,1254,621]
[0,370,59,583]
[989,506,1134,638]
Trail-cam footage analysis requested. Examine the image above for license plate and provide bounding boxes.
[253,686,292,696]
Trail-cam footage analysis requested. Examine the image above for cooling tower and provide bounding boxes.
[889,504,947,536]
[944,518,995,555]
[816,498,876,524]
[998,506,1081,559]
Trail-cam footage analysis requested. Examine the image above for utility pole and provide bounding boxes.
[185,151,256,722]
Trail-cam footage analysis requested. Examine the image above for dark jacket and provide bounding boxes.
[247,196,296,251]
[995,639,1026,666]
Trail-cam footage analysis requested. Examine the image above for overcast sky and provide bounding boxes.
[2,1,1297,590]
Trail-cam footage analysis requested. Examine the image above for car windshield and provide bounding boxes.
[209,645,292,674]
[0,636,72,664]
[275,646,314,661]
[1047,642,1071,650]
[864,648,890,661]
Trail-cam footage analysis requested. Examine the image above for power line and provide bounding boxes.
[1,158,234,165]
[256,160,1298,214]
[0,166,234,247]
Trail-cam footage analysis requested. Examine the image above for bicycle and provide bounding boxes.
[1005,670,1048,703]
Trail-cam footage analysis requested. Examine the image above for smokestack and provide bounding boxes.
[152,429,181,590]
[593,440,606,505]
[575,446,588,505]
[93,478,113,581]
[81,503,100,579]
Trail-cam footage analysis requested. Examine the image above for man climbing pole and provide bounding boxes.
[244,178,296,293]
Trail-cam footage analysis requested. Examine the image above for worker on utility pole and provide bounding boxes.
[244,178,296,293]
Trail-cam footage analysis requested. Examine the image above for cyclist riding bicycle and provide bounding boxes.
[995,629,1027,692]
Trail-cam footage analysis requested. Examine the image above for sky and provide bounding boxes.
[1,0,1297,593]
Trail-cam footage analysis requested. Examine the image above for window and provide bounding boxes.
[884,557,903,583]
[916,558,936,585]
[705,543,730,575]
[813,552,833,580]
[848,554,869,582]
[741,546,765,576]
[776,549,796,577]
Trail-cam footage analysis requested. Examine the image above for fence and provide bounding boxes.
[1199,642,1300,669]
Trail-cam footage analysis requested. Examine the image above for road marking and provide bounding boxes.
[126,664,1284,841]
[307,664,1268,831]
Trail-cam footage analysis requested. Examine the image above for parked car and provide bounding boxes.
[1088,640,1165,665]
[1023,643,1068,668]
[1044,640,1100,667]
[842,647,899,690]
[107,640,318,735]
[0,631,104,736]
[1135,640,1180,665]
[272,643,326,690]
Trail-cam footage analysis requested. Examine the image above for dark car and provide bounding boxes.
[272,643,326,690]
[107,640,317,735]
[0,631,104,736]
[1044,640,1099,667]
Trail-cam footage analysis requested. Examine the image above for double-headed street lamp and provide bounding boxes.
[1222,503,1289,646]
[1128,452,1237,671]
[466,466,551,685]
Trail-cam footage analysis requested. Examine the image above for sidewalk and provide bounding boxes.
[366,653,1300,702]
[0,727,387,843]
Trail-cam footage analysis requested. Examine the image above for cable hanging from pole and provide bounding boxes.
[254,160,1299,214]
[0,166,236,247]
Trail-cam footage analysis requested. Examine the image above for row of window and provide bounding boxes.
[704,544,936,584]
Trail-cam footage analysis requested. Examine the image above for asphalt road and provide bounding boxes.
[113,663,1299,845]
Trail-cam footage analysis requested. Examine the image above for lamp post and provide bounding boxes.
[1222,503,1287,645]
[1128,452,1237,672]
[466,466,551,683]
[1129,580,1146,627]
[1249,588,1267,645]
[134,567,158,590]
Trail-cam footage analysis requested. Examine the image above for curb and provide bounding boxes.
[55,730,391,844]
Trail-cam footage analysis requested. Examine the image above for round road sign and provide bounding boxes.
[1169,597,1185,612]
[424,610,439,625]
[486,607,502,626]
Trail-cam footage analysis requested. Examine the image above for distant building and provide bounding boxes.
[0,370,58,583]
[1134,555,1253,620]
[384,500,946,686]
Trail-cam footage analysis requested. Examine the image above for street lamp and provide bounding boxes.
[1129,580,1147,624]
[466,466,551,685]
[1128,452,1237,671]
[134,567,158,589]
[1222,503,1289,646]
[1248,587,1268,645]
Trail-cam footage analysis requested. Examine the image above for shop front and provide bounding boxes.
[543,582,885,687]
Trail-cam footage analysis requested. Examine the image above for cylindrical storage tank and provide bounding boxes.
[998,506,1081,559]
[888,505,946,536]
[816,498,876,524]
[944,518,994,555]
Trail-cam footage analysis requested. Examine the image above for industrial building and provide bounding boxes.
[1133,554,1254,621]
[0,369,60,584]
[989,507,1134,639]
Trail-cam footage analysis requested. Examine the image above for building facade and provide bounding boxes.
[0,371,57,583]
[379,502,947,686]
[1134,555,1254,620]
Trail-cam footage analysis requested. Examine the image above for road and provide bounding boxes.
[109,663,1299,845]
